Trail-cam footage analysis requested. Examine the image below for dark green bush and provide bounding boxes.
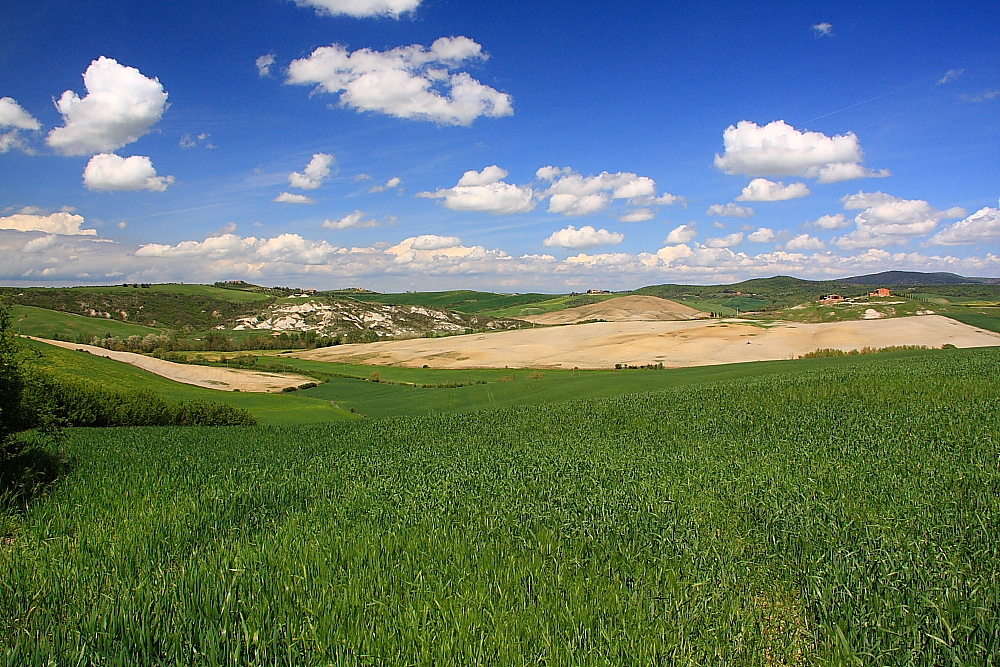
[19,369,257,428]
[1,300,27,457]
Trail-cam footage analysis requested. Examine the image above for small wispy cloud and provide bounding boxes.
[937,69,965,85]
[369,176,403,193]
[812,22,833,37]
[273,192,315,204]
[256,54,275,78]
[707,203,754,218]
[179,132,215,149]
[960,90,1000,103]
[322,210,396,230]
[209,222,238,237]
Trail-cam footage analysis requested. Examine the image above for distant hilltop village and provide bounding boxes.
[213,281,377,296]
[820,288,892,304]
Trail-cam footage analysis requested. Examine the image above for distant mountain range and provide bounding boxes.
[841,271,1000,285]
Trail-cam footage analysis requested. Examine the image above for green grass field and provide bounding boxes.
[943,312,1000,334]
[27,337,990,422]
[21,339,354,425]
[275,349,962,418]
[12,304,168,340]
[3,347,998,664]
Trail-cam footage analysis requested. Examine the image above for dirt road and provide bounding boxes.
[33,338,313,392]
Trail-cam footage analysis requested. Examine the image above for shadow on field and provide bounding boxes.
[0,440,69,514]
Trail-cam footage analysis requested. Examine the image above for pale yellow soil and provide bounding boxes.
[520,295,708,324]
[32,338,313,392]
[295,315,1000,370]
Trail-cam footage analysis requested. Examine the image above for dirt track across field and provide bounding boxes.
[296,315,1000,370]
[32,338,313,392]
[520,295,707,324]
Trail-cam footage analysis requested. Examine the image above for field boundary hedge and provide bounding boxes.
[18,369,257,430]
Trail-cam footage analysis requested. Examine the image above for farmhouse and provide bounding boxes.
[870,288,891,297]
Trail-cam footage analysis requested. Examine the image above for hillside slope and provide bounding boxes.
[520,295,707,324]
[297,314,1000,369]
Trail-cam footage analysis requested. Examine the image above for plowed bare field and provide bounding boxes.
[520,295,707,324]
[297,315,1000,369]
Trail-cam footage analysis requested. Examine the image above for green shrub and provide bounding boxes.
[18,369,256,428]
[799,344,929,359]
[0,300,27,456]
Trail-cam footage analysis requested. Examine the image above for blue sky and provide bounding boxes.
[1,0,997,291]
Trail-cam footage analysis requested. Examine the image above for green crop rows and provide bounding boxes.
[3,347,999,664]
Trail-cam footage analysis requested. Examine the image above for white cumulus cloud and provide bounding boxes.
[289,153,335,190]
[417,165,536,214]
[47,57,168,156]
[408,234,463,250]
[707,202,754,217]
[21,234,60,253]
[323,210,384,229]
[665,223,697,244]
[5,227,1000,291]
[809,213,850,229]
[714,120,887,183]
[420,164,683,217]
[136,233,341,265]
[620,209,655,222]
[287,37,512,126]
[656,244,694,265]
[543,225,624,249]
[747,227,776,242]
[705,232,744,248]
[0,97,40,130]
[736,178,811,202]
[274,192,315,204]
[785,234,825,251]
[0,132,30,154]
[537,166,680,216]
[0,209,96,235]
[928,207,1000,245]
[0,97,42,154]
[383,235,513,269]
[833,191,966,249]
[813,22,833,36]
[814,161,890,184]
[83,153,175,192]
[295,0,421,18]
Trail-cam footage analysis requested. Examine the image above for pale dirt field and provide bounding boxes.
[520,295,707,324]
[295,315,1000,370]
[32,338,313,392]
